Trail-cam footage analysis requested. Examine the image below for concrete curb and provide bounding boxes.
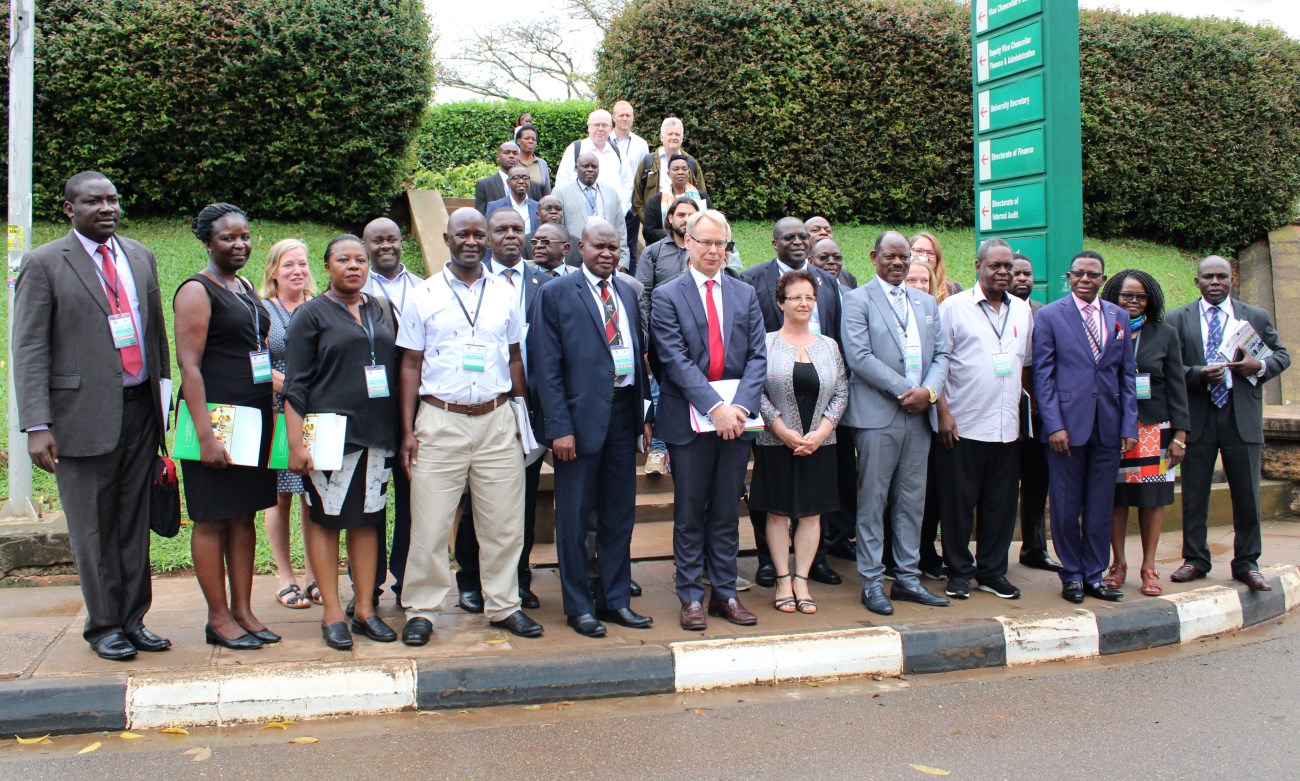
[5,565,1297,735]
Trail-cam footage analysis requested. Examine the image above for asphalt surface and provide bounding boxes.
[2,617,1296,780]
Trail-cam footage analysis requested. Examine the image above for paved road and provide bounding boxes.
[2,619,1296,780]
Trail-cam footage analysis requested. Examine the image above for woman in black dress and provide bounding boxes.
[174,203,278,650]
[284,235,400,650]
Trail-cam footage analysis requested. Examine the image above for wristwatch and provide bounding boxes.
[923,386,938,404]
[1256,362,1268,379]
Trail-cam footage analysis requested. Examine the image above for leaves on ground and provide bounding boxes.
[483,638,508,645]
[161,728,189,735]
[77,742,101,755]
[262,722,290,730]
[183,747,212,762]
[14,735,50,745]
[289,737,318,744]
[118,732,143,739]
[523,705,541,711]
[908,765,951,776]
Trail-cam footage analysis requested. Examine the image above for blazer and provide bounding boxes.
[554,182,630,269]
[484,195,541,234]
[756,332,849,447]
[649,271,768,445]
[1129,320,1191,429]
[838,269,858,291]
[1032,296,1138,447]
[13,231,169,456]
[1165,298,1290,444]
[474,172,544,215]
[523,229,583,268]
[483,258,551,321]
[529,271,651,454]
[742,259,843,346]
[641,190,709,245]
[840,276,948,430]
[634,237,690,327]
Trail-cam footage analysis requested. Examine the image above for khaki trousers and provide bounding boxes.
[404,401,524,622]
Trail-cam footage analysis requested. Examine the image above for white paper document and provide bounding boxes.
[689,379,764,434]
[159,378,173,432]
[302,413,347,472]
[1220,319,1274,385]
[511,397,546,465]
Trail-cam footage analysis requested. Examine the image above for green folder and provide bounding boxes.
[173,403,264,467]
[266,412,347,472]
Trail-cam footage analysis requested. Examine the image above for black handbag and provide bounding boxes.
[150,445,182,538]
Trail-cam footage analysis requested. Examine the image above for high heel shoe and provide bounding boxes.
[772,573,796,613]
[1102,562,1127,589]
[238,624,281,644]
[205,624,263,650]
[792,573,818,614]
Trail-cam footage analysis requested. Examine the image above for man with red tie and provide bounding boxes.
[14,172,172,660]
[650,209,767,631]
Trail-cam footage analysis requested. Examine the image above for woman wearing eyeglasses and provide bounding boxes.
[910,231,961,303]
[1099,270,1189,595]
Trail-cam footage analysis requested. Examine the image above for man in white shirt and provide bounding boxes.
[609,101,651,257]
[555,109,632,216]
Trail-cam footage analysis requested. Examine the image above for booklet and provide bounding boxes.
[510,397,546,466]
[174,403,263,467]
[689,379,765,434]
[1220,319,1274,385]
[267,413,348,472]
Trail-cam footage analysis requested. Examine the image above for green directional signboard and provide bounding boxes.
[978,182,1046,232]
[976,21,1042,85]
[975,0,1042,34]
[976,74,1043,133]
[978,127,1045,183]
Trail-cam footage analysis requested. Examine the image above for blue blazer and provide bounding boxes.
[741,259,842,346]
[485,195,541,235]
[1032,296,1139,447]
[650,271,768,445]
[529,271,651,454]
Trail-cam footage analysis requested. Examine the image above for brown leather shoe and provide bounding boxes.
[707,597,758,626]
[680,601,706,631]
[1235,571,1273,591]
[1169,563,1206,583]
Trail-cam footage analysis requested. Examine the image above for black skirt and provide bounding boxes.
[748,362,839,519]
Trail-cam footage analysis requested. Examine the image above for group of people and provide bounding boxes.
[13,109,1289,659]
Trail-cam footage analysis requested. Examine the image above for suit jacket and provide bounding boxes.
[554,182,630,269]
[742,259,842,346]
[13,231,169,456]
[1032,296,1138,447]
[523,229,583,268]
[529,271,651,454]
[838,269,858,290]
[1165,297,1290,444]
[484,195,541,234]
[474,173,543,215]
[1130,320,1191,429]
[484,258,551,321]
[650,271,767,445]
[840,276,948,430]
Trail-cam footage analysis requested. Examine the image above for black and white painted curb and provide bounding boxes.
[3,564,1295,734]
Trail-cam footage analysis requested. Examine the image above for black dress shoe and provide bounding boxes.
[205,624,263,650]
[1020,553,1063,572]
[1085,582,1124,601]
[458,590,485,613]
[239,625,281,644]
[519,588,541,609]
[808,562,843,585]
[91,632,138,661]
[862,586,894,615]
[351,615,398,642]
[596,606,654,628]
[402,617,434,646]
[1062,580,1085,603]
[321,620,354,650]
[566,613,607,638]
[124,627,171,652]
[890,583,950,607]
[629,580,643,597]
[754,564,777,588]
[491,610,544,638]
[345,594,381,618]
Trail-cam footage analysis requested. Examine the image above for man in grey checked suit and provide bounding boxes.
[841,231,950,615]
[555,151,629,270]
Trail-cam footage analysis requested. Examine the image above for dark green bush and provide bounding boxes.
[0,0,434,223]
[415,100,597,173]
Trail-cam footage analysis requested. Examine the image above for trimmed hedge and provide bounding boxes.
[595,0,1300,253]
[0,0,434,223]
[416,100,597,173]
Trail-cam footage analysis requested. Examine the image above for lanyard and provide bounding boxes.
[91,240,124,310]
[375,271,409,315]
[444,271,486,335]
[978,297,1010,343]
[886,288,910,334]
[1132,331,1142,360]
[326,291,378,366]
[216,272,262,348]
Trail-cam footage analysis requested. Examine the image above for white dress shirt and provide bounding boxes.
[582,265,635,387]
[554,137,632,215]
[939,286,1034,443]
[611,131,650,209]
[362,263,421,316]
[877,277,922,387]
[689,265,725,336]
[75,230,147,384]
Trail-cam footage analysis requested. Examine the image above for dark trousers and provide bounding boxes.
[937,439,1021,580]
[554,394,638,616]
[821,424,859,552]
[1045,422,1121,584]
[383,465,412,597]
[625,211,641,275]
[1180,396,1263,575]
[669,434,751,603]
[918,433,944,573]
[1018,436,1050,559]
[455,456,542,592]
[55,388,157,643]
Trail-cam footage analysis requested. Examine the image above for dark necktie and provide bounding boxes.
[1206,305,1229,408]
[98,244,144,377]
[1084,304,1102,362]
[599,279,622,347]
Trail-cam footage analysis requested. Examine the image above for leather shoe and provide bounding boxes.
[708,597,758,625]
[124,627,171,652]
[239,625,281,644]
[1062,580,1085,603]
[754,564,777,588]
[322,620,354,650]
[1020,553,1063,572]
[458,590,485,613]
[1235,571,1273,591]
[680,601,706,631]
[808,562,842,585]
[629,580,643,597]
[490,610,544,638]
[91,632,138,661]
[402,617,434,646]
[1170,563,1207,583]
[351,615,398,642]
[519,588,541,609]
[890,583,950,607]
[861,586,894,615]
[205,624,262,650]
[345,594,381,618]
[566,613,607,638]
[597,607,654,629]
[1085,582,1124,601]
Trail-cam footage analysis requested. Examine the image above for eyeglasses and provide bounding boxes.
[1118,292,1149,302]
[1069,270,1105,280]
[688,234,735,252]
[508,174,531,181]
[782,295,817,303]
[911,248,937,258]
[814,253,844,262]
[531,237,554,246]
[778,232,811,242]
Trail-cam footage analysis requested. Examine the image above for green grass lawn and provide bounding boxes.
[0,216,1200,574]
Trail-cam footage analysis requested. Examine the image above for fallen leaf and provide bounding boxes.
[523,705,541,711]
[262,722,289,730]
[692,708,707,716]
[908,765,951,776]
[119,732,143,740]
[289,737,318,744]
[77,742,101,755]
[985,713,1005,719]
[183,748,203,756]
[14,734,50,745]
[161,728,189,735]
[805,681,821,687]
[456,710,469,715]
[192,746,212,762]
[872,694,882,699]
[484,638,508,645]
[540,723,555,728]
[280,721,297,726]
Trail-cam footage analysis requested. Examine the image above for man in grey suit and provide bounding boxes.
[13,172,171,660]
[555,151,629,270]
[841,230,950,615]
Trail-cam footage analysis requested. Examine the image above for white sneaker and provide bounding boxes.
[644,450,668,475]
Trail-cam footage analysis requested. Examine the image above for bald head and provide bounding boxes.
[576,152,601,186]
[363,217,403,278]
[532,222,570,270]
[488,208,526,265]
[805,216,832,245]
[809,238,843,276]
[580,217,621,278]
[1196,254,1233,305]
[871,231,911,285]
[538,194,564,225]
[445,208,487,269]
[773,216,810,268]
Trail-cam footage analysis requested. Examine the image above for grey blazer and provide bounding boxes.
[757,332,849,447]
[840,276,948,430]
[554,182,630,268]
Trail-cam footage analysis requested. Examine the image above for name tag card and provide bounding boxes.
[108,313,138,349]
[1136,373,1152,400]
[463,343,488,372]
[612,346,635,377]
[250,350,273,384]
[905,344,923,372]
[992,352,1014,376]
[365,365,390,398]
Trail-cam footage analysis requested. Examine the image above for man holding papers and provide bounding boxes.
[1165,256,1290,591]
[650,209,767,631]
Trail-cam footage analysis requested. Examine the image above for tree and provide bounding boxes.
[437,17,594,100]
[563,0,628,31]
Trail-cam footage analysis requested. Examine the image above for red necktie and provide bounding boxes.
[97,245,144,377]
[705,279,725,381]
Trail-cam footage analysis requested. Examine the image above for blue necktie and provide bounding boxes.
[1206,306,1229,408]
[583,186,598,216]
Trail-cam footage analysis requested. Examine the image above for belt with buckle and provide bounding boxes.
[421,393,510,416]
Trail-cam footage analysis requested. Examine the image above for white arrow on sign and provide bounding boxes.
[976,40,990,83]
[979,189,993,231]
[976,0,989,33]
[978,140,992,182]
[978,90,990,132]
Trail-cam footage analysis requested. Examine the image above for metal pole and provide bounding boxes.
[4,0,38,520]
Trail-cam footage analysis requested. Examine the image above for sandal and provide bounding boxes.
[305,581,324,605]
[792,574,817,614]
[773,573,797,613]
[1102,562,1127,589]
[1140,567,1162,596]
[276,584,311,610]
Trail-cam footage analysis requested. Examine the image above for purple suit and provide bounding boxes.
[1032,295,1138,584]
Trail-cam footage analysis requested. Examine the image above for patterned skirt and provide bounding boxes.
[1114,421,1175,508]
[303,447,394,530]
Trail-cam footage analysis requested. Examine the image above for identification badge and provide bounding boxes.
[107,313,138,349]
[810,319,822,336]
[250,350,272,384]
[365,365,390,398]
[905,343,923,372]
[611,345,635,377]
[992,352,1014,376]
[1136,373,1152,400]
[462,342,488,372]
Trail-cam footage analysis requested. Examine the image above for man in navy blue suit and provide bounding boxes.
[651,209,767,631]
[1032,251,1138,603]
[530,218,654,637]
[485,165,541,236]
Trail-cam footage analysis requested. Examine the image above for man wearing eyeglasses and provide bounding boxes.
[524,195,583,268]
[1032,250,1138,604]
[485,166,541,235]
[474,141,544,216]
[650,209,767,631]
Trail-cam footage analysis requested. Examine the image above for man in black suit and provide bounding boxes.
[530,218,654,637]
[13,172,171,660]
[741,217,843,588]
[523,195,583,268]
[810,235,858,291]
[474,141,544,215]
[1165,255,1290,591]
